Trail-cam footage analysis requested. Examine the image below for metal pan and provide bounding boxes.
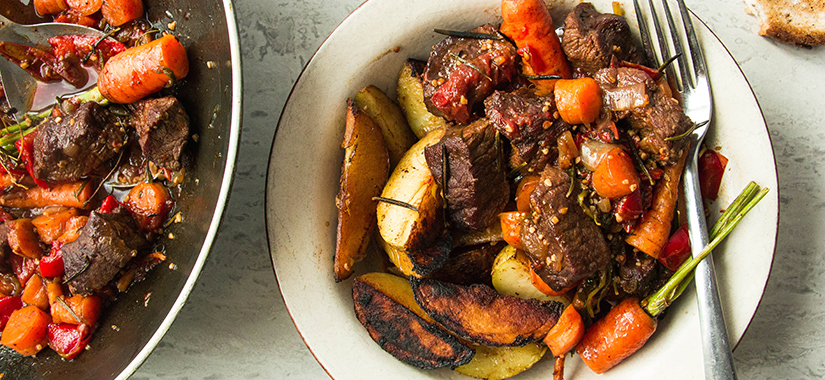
[0,0,242,378]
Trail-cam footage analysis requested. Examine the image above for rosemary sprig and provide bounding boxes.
[450,53,492,82]
[373,196,419,212]
[434,29,502,40]
[522,74,562,80]
[665,120,707,141]
[83,27,121,64]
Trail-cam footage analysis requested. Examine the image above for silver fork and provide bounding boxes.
[633,0,737,379]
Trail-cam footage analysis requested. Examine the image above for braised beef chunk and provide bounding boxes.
[520,166,610,291]
[63,207,148,295]
[424,119,509,231]
[32,102,126,184]
[429,242,504,287]
[422,24,517,124]
[561,3,641,75]
[594,67,692,162]
[484,88,572,173]
[131,95,190,171]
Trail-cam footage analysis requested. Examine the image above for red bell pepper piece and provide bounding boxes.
[614,189,644,223]
[10,255,37,287]
[0,296,23,331]
[47,323,92,359]
[658,224,691,271]
[98,195,120,213]
[698,150,728,201]
[15,131,52,189]
[49,35,126,69]
[40,242,65,278]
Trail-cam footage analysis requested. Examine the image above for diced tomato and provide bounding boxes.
[658,224,691,271]
[698,150,728,201]
[0,296,23,331]
[48,35,126,68]
[47,323,92,359]
[40,242,65,278]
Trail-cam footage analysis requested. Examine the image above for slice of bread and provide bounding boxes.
[744,0,825,46]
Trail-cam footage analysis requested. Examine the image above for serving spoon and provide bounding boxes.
[0,14,104,119]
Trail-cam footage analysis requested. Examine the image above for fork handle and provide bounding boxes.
[683,144,738,380]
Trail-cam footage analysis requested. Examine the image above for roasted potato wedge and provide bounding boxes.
[377,128,449,277]
[355,85,418,168]
[411,278,563,346]
[455,343,547,380]
[334,99,390,281]
[491,245,571,306]
[397,60,449,139]
[429,242,504,287]
[353,274,474,369]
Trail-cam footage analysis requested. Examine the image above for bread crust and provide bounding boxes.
[745,0,825,46]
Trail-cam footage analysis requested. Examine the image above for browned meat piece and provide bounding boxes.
[422,24,518,124]
[130,95,190,171]
[424,119,509,231]
[593,66,692,163]
[561,3,641,74]
[616,248,669,297]
[520,166,611,291]
[63,207,148,295]
[484,88,572,173]
[429,242,505,287]
[32,102,126,184]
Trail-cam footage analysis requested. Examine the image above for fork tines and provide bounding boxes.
[633,0,706,92]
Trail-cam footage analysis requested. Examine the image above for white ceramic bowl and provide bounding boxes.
[266,0,778,379]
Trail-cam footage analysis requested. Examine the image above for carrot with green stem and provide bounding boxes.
[577,181,768,374]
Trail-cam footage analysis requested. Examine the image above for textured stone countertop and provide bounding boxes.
[132,0,825,378]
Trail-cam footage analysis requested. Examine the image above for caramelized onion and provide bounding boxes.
[580,140,620,171]
[602,83,648,111]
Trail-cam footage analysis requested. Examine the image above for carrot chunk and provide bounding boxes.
[0,305,52,356]
[576,297,657,373]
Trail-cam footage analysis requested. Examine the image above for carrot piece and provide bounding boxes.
[46,280,64,306]
[554,78,603,125]
[576,297,657,374]
[55,216,88,244]
[66,0,102,16]
[515,175,540,212]
[591,148,640,200]
[0,305,51,356]
[98,34,189,104]
[7,219,44,259]
[123,182,173,232]
[499,211,527,249]
[21,276,49,311]
[543,304,585,356]
[500,0,572,92]
[625,151,687,258]
[33,0,69,15]
[32,207,79,245]
[0,181,93,209]
[51,295,101,326]
[101,0,144,26]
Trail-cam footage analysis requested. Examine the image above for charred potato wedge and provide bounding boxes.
[377,128,449,277]
[397,60,449,139]
[455,343,547,380]
[355,85,418,168]
[491,245,571,306]
[334,100,390,281]
[353,274,474,369]
[411,278,563,346]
